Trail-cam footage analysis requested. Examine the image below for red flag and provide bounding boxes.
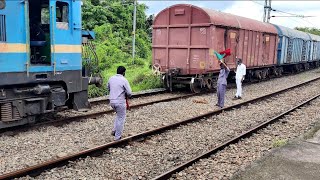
[219,49,231,58]
[126,98,130,110]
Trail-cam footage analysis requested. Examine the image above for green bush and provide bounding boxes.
[272,139,288,148]
[83,0,161,98]
[88,85,108,98]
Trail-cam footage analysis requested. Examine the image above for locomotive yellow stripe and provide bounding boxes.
[0,43,82,53]
[51,45,82,53]
[0,43,27,53]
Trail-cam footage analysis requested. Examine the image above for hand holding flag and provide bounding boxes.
[213,48,231,67]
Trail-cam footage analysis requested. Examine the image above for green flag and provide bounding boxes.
[214,51,225,61]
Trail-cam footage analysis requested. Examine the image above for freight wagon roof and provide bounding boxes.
[153,4,278,34]
[272,24,311,40]
[308,33,320,41]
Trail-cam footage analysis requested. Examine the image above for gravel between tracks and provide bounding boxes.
[174,99,320,180]
[59,93,186,118]
[1,69,320,175]
[20,74,320,179]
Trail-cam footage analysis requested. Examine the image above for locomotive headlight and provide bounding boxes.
[0,0,6,10]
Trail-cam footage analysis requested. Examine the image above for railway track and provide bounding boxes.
[88,88,167,105]
[0,91,196,134]
[1,70,315,133]
[1,77,320,179]
[154,93,320,179]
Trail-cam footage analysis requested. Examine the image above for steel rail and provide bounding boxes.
[89,88,167,105]
[0,93,198,134]
[153,92,320,180]
[0,77,320,180]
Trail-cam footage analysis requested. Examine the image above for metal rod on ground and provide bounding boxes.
[132,0,137,64]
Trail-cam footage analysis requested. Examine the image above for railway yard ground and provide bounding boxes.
[2,69,320,179]
[232,126,320,180]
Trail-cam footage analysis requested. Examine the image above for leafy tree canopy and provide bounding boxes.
[295,27,320,36]
[82,0,161,97]
[82,0,152,66]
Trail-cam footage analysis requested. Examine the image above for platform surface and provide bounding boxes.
[233,130,320,180]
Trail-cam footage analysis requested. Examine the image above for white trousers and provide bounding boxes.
[236,78,242,97]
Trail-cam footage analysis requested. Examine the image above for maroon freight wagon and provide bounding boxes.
[152,4,278,92]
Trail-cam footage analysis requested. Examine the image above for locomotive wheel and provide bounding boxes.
[190,78,202,93]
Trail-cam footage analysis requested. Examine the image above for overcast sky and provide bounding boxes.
[138,0,320,29]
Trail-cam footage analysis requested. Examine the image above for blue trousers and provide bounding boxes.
[110,103,126,140]
[217,84,226,108]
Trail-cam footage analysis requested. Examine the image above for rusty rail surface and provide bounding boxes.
[89,88,167,105]
[0,92,198,134]
[154,93,320,179]
[1,77,320,180]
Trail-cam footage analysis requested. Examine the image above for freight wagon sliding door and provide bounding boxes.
[189,26,210,74]
[225,30,238,69]
[167,25,210,75]
[168,27,189,74]
[262,34,271,65]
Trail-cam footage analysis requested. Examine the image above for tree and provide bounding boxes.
[295,27,320,36]
[82,0,152,66]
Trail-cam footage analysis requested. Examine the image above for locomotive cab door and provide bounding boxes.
[49,0,82,74]
[28,0,52,66]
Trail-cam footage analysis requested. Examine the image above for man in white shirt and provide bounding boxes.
[234,58,246,99]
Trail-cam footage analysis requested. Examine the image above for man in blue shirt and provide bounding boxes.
[107,66,132,141]
[216,61,230,108]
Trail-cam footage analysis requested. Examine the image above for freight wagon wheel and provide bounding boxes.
[261,69,268,79]
[190,78,202,93]
[278,67,283,76]
[162,75,172,91]
[206,79,214,90]
[272,68,279,77]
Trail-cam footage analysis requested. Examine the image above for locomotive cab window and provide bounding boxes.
[56,1,69,30]
[29,0,51,65]
[0,0,5,10]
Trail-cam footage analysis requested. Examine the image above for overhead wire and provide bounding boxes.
[250,0,317,28]
[249,0,264,6]
[249,0,265,21]
[270,11,302,27]
[274,10,316,27]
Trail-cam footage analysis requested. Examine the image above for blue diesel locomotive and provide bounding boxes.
[0,0,101,128]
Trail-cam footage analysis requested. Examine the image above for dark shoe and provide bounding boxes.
[233,96,238,100]
[215,104,220,107]
[238,96,242,99]
[111,131,115,136]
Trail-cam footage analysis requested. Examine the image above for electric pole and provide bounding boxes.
[263,0,271,23]
[132,0,137,64]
